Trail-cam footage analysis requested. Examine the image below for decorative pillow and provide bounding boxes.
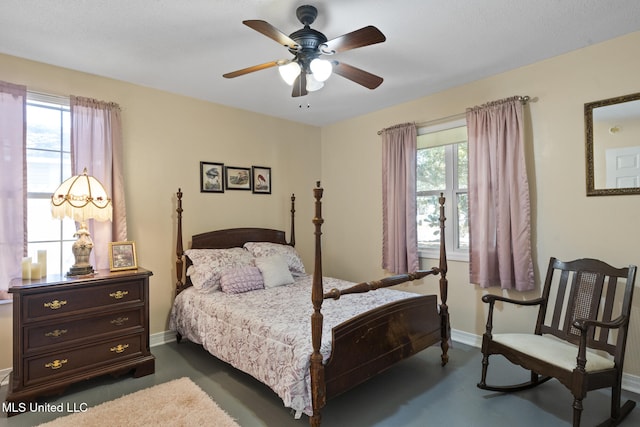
[243,242,306,277]
[220,266,264,294]
[254,255,294,289]
[185,248,254,292]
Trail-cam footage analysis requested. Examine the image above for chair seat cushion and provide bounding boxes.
[492,333,615,372]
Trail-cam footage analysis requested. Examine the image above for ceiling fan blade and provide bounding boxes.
[243,20,298,49]
[332,62,383,89]
[223,61,282,78]
[292,73,308,97]
[323,26,386,54]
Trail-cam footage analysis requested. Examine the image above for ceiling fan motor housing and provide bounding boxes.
[289,27,327,69]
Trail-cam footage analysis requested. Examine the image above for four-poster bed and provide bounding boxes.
[170,184,450,426]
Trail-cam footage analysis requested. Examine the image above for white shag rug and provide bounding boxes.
[37,377,240,427]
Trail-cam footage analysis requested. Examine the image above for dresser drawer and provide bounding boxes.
[25,308,144,353]
[24,280,144,321]
[24,334,144,387]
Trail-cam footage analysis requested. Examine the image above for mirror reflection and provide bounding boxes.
[585,92,640,196]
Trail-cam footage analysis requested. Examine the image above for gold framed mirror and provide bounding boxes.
[585,91,640,196]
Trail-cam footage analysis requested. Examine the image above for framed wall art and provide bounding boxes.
[225,166,251,190]
[109,241,138,271]
[252,166,271,194]
[200,161,224,193]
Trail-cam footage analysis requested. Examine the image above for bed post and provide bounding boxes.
[310,182,326,427]
[176,188,185,296]
[438,192,450,366]
[289,193,296,246]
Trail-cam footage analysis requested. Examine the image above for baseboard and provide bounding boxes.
[0,367,11,387]
[622,372,640,395]
[451,328,482,348]
[150,330,177,347]
[450,328,640,395]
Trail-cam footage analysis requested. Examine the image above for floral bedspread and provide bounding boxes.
[169,275,421,417]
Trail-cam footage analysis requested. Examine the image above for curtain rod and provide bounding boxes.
[377,95,531,135]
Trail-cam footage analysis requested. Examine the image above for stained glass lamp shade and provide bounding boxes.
[51,168,112,276]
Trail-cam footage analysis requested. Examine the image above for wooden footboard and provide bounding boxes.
[324,294,441,399]
[309,183,449,427]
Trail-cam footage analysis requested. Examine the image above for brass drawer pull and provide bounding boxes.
[45,359,68,370]
[109,290,129,300]
[110,344,129,354]
[44,300,67,310]
[110,317,129,326]
[45,329,68,338]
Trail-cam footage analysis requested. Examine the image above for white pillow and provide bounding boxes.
[243,242,306,276]
[254,255,294,288]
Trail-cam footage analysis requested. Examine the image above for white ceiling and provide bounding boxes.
[1,0,639,127]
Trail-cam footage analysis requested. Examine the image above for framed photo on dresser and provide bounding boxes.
[109,241,138,271]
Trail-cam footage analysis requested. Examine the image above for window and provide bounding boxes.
[417,118,469,261]
[26,93,74,276]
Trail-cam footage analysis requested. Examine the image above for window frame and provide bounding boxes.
[416,117,469,262]
[26,92,73,276]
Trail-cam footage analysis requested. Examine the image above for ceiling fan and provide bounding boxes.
[222,4,386,97]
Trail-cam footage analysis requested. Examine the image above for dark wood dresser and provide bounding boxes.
[5,268,155,414]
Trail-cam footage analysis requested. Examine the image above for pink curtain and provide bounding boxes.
[382,123,418,274]
[71,96,127,271]
[0,81,26,299]
[466,96,534,291]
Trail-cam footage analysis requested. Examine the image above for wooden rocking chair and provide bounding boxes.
[478,257,637,426]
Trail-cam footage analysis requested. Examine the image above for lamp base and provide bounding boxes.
[67,221,95,277]
[67,265,94,277]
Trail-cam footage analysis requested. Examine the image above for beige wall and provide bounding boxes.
[320,31,640,378]
[1,31,639,382]
[0,54,322,370]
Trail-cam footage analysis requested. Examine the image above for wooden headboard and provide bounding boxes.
[191,228,289,249]
[174,188,296,294]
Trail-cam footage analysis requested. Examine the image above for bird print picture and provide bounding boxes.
[252,166,271,194]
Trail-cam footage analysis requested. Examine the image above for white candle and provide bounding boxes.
[21,257,32,280]
[37,250,47,278]
[30,262,41,280]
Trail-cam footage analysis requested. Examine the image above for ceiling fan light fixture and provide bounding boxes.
[310,58,332,82]
[278,61,301,85]
[306,73,324,92]
[223,6,385,97]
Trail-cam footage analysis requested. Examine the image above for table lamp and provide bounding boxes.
[51,168,113,276]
